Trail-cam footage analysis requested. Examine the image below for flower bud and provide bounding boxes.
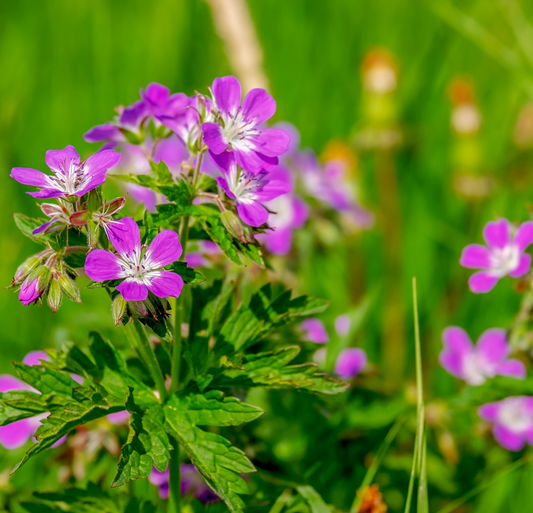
[129,300,149,317]
[86,189,102,213]
[221,210,247,242]
[13,255,41,285]
[69,210,91,226]
[87,220,100,249]
[58,274,81,304]
[47,279,63,313]
[66,195,80,204]
[111,295,128,326]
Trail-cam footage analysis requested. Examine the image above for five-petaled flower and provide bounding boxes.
[202,75,290,172]
[211,152,291,227]
[84,217,183,301]
[460,218,533,293]
[479,396,533,451]
[10,145,121,199]
[440,327,526,385]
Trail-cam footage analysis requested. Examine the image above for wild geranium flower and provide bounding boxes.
[211,152,291,227]
[440,327,526,385]
[202,76,290,172]
[149,464,218,502]
[460,219,533,293]
[84,217,183,301]
[141,83,188,121]
[10,146,121,199]
[335,348,367,379]
[479,396,533,451]
[300,318,329,344]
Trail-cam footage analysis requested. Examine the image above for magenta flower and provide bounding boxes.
[10,145,121,199]
[184,241,221,268]
[300,318,329,344]
[479,397,533,451]
[460,219,533,293]
[440,327,526,386]
[255,167,308,255]
[149,464,218,502]
[202,76,290,173]
[211,152,290,227]
[335,315,351,336]
[19,276,46,306]
[85,217,183,301]
[335,348,367,379]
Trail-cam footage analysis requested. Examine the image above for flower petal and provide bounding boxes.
[45,146,80,174]
[23,351,49,366]
[237,201,269,227]
[212,76,241,116]
[145,230,182,268]
[251,128,291,157]
[514,221,533,251]
[0,419,34,449]
[509,253,531,278]
[476,328,509,365]
[233,147,278,173]
[78,149,121,196]
[107,217,141,259]
[215,176,235,200]
[202,123,228,154]
[119,100,147,130]
[116,280,148,301]
[257,179,292,202]
[439,326,473,379]
[334,348,367,379]
[468,271,499,293]
[460,244,491,269]
[241,88,276,124]
[85,250,123,281]
[0,375,28,393]
[19,277,41,305]
[493,425,526,451]
[84,124,123,143]
[496,359,527,379]
[483,219,510,249]
[300,318,329,343]
[147,271,184,299]
[478,402,500,422]
[10,168,50,187]
[260,228,293,255]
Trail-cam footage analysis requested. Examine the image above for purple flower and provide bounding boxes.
[439,327,525,386]
[11,146,121,199]
[84,217,183,301]
[19,276,44,306]
[202,76,290,173]
[255,166,308,255]
[300,318,329,344]
[479,396,533,451]
[335,315,351,336]
[184,241,221,268]
[33,203,71,235]
[335,348,367,379]
[149,464,218,502]
[141,83,188,120]
[460,219,533,293]
[211,152,291,227]
[107,411,130,424]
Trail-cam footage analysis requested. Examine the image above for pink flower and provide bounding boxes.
[334,348,367,379]
[440,327,526,385]
[460,219,533,293]
[300,318,329,344]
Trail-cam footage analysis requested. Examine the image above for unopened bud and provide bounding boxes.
[104,197,126,216]
[129,300,149,317]
[58,274,81,303]
[111,295,128,326]
[86,189,102,213]
[87,220,100,248]
[47,279,63,313]
[69,210,91,226]
[66,195,79,204]
[13,255,41,284]
[27,264,52,293]
[197,94,208,120]
[221,210,247,242]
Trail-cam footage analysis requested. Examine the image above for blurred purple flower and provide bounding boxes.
[300,318,329,344]
[479,396,533,451]
[440,327,525,386]
[211,152,291,227]
[335,348,367,379]
[335,315,351,336]
[141,83,187,120]
[149,464,218,502]
[85,217,183,301]
[460,219,533,293]
[11,146,121,199]
[184,241,221,268]
[202,76,290,172]
[107,411,130,425]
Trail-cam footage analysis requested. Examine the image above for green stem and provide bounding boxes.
[170,295,183,394]
[123,319,167,401]
[168,442,181,513]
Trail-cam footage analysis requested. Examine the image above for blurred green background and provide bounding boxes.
[3,0,533,510]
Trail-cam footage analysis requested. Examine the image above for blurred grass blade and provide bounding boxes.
[498,0,533,71]
[296,485,330,513]
[269,488,293,513]
[417,432,428,513]
[403,438,419,513]
[436,456,530,513]
[350,416,405,513]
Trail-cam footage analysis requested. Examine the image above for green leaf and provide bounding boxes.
[236,241,265,268]
[201,216,242,265]
[169,261,206,285]
[296,485,331,513]
[158,179,195,205]
[212,346,348,395]
[112,389,171,487]
[13,213,52,245]
[13,362,79,397]
[0,391,48,426]
[150,160,173,185]
[110,174,160,190]
[164,392,261,512]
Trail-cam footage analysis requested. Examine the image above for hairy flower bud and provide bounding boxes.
[86,189,102,213]
[111,295,128,326]
[129,300,149,318]
[13,255,41,285]
[47,279,63,313]
[221,210,247,242]
[58,274,81,304]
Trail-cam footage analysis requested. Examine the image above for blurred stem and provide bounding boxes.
[168,447,181,513]
[509,281,533,352]
[123,318,167,401]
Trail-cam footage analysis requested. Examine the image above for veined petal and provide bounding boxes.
[514,221,533,251]
[27,188,64,199]
[460,244,491,269]
[202,123,228,154]
[241,88,276,124]
[250,128,291,157]
[257,179,291,202]
[45,146,80,175]
[10,168,50,187]
[497,359,527,379]
[237,200,268,227]
[107,217,141,259]
[85,250,122,281]
[147,271,183,299]
[476,328,509,365]
[483,219,510,249]
[468,271,499,293]
[509,253,531,278]
[145,230,182,268]
[116,280,148,301]
[212,76,241,116]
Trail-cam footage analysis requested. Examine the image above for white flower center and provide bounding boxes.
[227,166,265,204]
[117,248,161,285]
[48,158,90,196]
[498,399,533,433]
[266,195,293,230]
[489,244,520,277]
[222,111,260,148]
